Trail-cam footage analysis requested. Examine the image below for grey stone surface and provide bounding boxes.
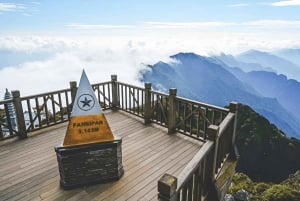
[224,194,235,201]
[234,189,250,201]
[55,137,123,189]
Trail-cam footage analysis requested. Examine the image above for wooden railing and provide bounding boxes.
[0,75,238,200]
[158,103,238,201]
[0,75,231,141]
[20,89,72,133]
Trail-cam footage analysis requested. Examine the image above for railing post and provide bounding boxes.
[12,90,27,139]
[229,102,238,145]
[229,101,239,159]
[158,173,178,201]
[205,125,219,200]
[144,82,152,124]
[207,125,219,180]
[69,81,77,117]
[168,88,177,134]
[111,75,119,111]
[69,81,77,104]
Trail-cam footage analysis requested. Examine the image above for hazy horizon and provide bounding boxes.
[1,0,300,96]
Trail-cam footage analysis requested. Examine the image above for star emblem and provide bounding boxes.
[80,96,92,107]
[77,94,95,111]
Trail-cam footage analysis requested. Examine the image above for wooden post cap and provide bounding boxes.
[158,173,177,198]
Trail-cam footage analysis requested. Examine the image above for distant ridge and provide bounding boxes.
[236,49,300,81]
[141,52,300,139]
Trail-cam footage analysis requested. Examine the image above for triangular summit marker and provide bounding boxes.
[63,70,114,146]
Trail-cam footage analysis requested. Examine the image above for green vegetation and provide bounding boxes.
[228,104,300,200]
[235,104,300,182]
[229,172,300,201]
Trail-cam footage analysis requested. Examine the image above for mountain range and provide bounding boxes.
[140,49,300,139]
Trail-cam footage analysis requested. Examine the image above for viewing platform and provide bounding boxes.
[0,110,203,201]
[0,75,239,201]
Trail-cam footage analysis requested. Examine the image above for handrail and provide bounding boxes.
[176,96,229,113]
[177,140,214,190]
[158,103,238,201]
[20,88,73,133]
[1,76,233,142]
[150,90,169,127]
[218,113,235,137]
[116,81,145,118]
[174,97,229,141]
[20,88,71,100]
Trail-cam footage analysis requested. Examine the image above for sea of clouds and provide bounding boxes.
[0,31,299,98]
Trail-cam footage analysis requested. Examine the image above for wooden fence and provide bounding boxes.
[157,103,238,201]
[0,75,238,200]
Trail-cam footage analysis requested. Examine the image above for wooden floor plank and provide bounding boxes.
[0,110,203,201]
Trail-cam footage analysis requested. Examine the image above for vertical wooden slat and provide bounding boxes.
[51,94,56,123]
[193,167,200,201]
[108,82,111,107]
[11,90,27,139]
[65,91,70,118]
[43,96,49,125]
[121,84,124,110]
[102,84,106,108]
[187,176,193,201]
[69,81,77,105]
[58,93,63,121]
[34,97,41,127]
[189,104,193,135]
[111,75,118,110]
[26,99,33,130]
[144,83,151,124]
[182,185,187,201]
[125,85,128,110]
[199,161,205,201]
[167,88,177,134]
[129,88,132,112]
[136,88,139,114]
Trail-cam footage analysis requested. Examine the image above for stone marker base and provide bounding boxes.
[54,137,123,189]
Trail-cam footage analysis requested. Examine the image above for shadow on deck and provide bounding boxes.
[0,110,203,201]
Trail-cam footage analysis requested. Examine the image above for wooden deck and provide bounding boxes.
[0,110,203,201]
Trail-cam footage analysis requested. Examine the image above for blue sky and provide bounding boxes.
[1,0,300,33]
[1,0,300,96]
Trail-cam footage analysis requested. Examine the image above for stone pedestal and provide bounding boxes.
[54,136,123,189]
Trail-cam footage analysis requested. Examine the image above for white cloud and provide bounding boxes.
[143,21,234,29]
[0,36,174,96]
[64,20,300,34]
[0,36,77,52]
[31,2,41,5]
[0,3,26,12]
[66,23,134,30]
[271,0,300,6]
[227,3,249,7]
[66,21,236,31]
[241,20,300,28]
[142,20,300,30]
[1,25,300,97]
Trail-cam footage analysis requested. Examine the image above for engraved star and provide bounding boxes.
[80,96,92,108]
